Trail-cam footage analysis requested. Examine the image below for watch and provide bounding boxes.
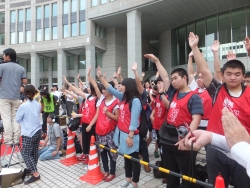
[128,135,134,139]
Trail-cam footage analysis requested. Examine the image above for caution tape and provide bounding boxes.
[95,143,214,188]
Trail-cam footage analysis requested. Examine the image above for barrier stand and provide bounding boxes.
[96,143,216,188]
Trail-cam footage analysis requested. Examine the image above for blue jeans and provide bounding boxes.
[38,146,60,161]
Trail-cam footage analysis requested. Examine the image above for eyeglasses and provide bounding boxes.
[243,80,250,84]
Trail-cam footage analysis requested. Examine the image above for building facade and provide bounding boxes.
[0,0,249,89]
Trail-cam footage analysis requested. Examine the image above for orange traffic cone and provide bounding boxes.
[60,129,79,166]
[79,135,103,184]
[215,174,225,188]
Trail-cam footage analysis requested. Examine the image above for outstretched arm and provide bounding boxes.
[187,51,195,85]
[116,67,123,83]
[144,54,170,91]
[211,40,222,83]
[131,62,144,94]
[244,37,250,57]
[87,67,102,99]
[63,76,87,99]
[188,32,213,87]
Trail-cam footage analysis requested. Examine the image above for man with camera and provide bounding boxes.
[0,48,27,145]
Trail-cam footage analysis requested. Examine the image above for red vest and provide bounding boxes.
[117,101,139,134]
[81,97,97,124]
[151,97,156,110]
[194,88,212,120]
[207,85,250,135]
[78,102,85,124]
[96,99,118,135]
[167,91,194,127]
[153,94,168,130]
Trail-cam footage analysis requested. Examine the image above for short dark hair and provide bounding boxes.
[245,71,250,78]
[171,68,189,84]
[52,85,58,90]
[24,85,37,101]
[221,60,245,75]
[3,48,16,61]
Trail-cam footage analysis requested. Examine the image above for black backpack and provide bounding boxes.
[129,97,149,138]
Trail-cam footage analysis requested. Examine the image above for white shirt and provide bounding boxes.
[211,133,250,177]
[51,90,61,102]
[97,94,119,112]
[66,92,74,102]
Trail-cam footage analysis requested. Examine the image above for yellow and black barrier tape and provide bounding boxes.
[95,143,214,188]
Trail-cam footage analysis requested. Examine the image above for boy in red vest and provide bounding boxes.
[189,32,250,187]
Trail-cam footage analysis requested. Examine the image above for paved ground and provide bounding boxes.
[2,139,207,188]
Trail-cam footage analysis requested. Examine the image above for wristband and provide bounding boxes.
[159,92,164,95]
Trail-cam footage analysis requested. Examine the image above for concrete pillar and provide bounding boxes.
[126,10,142,78]
[57,49,66,89]
[48,58,53,89]
[85,45,96,79]
[74,55,79,85]
[30,51,40,87]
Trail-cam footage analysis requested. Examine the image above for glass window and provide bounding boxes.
[52,27,57,39]
[10,32,15,44]
[206,14,218,61]
[66,56,74,70]
[63,25,68,38]
[186,22,195,55]
[80,0,85,10]
[79,54,86,69]
[96,52,102,68]
[95,24,99,37]
[247,6,250,37]
[71,23,77,36]
[80,21,86,35]
[52,78,58,84]
[52,3,57,17]
[92,0,98,7]
[52,57,57,71]
[195,18,206,60]
[0,12,5,24]
[44,28,50,40]
[178,26,186,65]
[10,10,16,23]
[44,5,50,18]
[0,33,4,45]
[232,8,246,58]
[101,0,107,4]
[71,0,77,12]
[40,58,48,71]
[218,11,231,59]
[18,9,23,22]
[18,31,23,43]
[27,59,31,72]
[36,29,42,41]
[26,8,31,21]
[36,6,42,19]
[26,30,31,43]
[171,28,178,66]
[63,1,68,14]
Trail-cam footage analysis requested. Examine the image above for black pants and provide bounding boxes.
[162,144,197,188]
[156,129,163,161]
[101,145,116,175]
[21,130,41,172]
[42,112,50,133]
[206,145,250,187]
[139,137,149,162]
[124,152,141,183]
[66,101,74,117]
[82,123,95,155]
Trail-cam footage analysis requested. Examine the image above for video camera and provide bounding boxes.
[177,122,194,139]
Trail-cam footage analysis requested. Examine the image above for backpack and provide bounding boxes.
[129,97,149,138]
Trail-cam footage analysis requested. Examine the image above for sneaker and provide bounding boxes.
[154,151,159,158]
[77,153,87,161]
[127,183,138,188]
[118,179,131,188]
[24,175,40,185]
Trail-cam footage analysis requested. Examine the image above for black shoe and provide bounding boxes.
[24,175,40,185]
[22,169,32,180]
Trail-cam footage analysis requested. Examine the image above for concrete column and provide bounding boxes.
[48,58,53,89]
[85,45,96,79]
[74,55,79,85]
[57,49,66,89]
[126,10,142,78]
[30,51,40,87]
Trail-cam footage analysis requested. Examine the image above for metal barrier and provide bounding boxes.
[96,143,214,188]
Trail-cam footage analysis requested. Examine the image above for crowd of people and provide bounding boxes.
[0,33,250,187]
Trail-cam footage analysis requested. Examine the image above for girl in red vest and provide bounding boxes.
[87,67,119,182]
[63,76,99,165]
[97,67,142,188]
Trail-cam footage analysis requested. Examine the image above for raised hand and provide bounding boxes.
[97,66,103,78]
[131,62,138,72]
[226,50,236,61]
[189,51,193,57]
[77,73,80,80]
[113,72,117,78]
[142,72,145,77]
[210,40,220,52]
[188,32,199,48]
[117,67,121,76]
[222,107,250,149]
[63,76,68,83]
[144,54,159,63]
[244,37,250,52]
[87,67,91,77]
